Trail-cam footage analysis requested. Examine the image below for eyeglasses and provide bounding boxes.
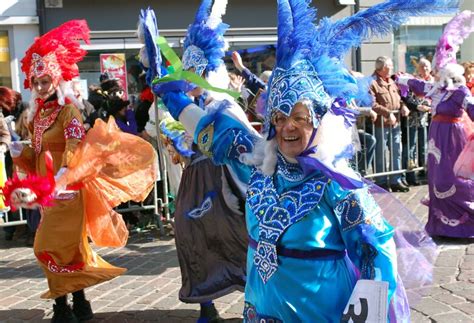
[271,113,312,128]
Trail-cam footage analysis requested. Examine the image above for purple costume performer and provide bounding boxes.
[398,10,474,238]
[418,81,473,237]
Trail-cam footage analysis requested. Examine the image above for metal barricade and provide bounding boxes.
[0,208,27,227]
[0,137,171,238]
[354,111,428,182]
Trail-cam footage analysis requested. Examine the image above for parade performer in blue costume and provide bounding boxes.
[139,3,253,322]
[155,0,458,321]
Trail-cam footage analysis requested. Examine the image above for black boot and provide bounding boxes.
[72,290,94,321]
[198,302,223,323]
[52,296,79,323]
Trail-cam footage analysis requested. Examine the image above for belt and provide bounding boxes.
[248,236,346,260]
[432,115,462,123]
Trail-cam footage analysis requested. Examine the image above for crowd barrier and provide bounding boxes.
[0,110,428,233]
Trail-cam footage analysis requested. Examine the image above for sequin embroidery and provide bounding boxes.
[247,169,327,283]
[33,102,63,154]
[64,117,86,140]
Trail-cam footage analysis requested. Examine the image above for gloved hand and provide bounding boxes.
[152,80,195,96]
[54,167,67,183]
[53,167,68,198]
[161,91,194,120]
[8,142,24,158]
[0,143,7,154]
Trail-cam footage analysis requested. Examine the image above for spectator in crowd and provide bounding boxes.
[231,51,268,94]
[97,73,138,135]
[369,56,410,192]
[462,61,474,94]
[231,51,270,122]
[228,72,245,93]
[135,74,154,136]
[100,72,126,99]
[0,87,14,240]
[348,71,378,176]
[106,97,138,135]
[87,85,108,121]
[354,106,378,176]
[72,79,97,130]
[0,87,37,245]
[12,106,40,246]
[401,58,433,186]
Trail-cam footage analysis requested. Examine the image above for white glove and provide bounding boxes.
[0,144,7,154]
[8,142,24,158]
[54,167,67,183]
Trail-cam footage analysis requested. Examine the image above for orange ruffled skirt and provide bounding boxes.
[37,118,157,298]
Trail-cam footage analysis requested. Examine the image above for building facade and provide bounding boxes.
[0,0,39,100]
[2,0,472,100]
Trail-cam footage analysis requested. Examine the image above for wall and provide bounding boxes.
[358,0,393,75]
[0,0,36,16]
[41,0,350,31]
[0,0,39,99]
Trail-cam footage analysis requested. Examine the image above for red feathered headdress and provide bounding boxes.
[21,20,90,89]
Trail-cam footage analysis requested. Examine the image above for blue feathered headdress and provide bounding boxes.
[182,0,229,76]
[137,7,162,87]
[265,0,460,137]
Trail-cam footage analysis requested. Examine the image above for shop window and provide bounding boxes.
[77,43,276,103]
[394,25,443,74]
[77,49,143,103]
[0,31,12,88]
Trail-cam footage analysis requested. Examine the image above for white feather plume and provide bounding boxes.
[206,0,228,29]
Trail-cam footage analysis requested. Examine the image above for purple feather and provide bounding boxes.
[435,10,474,70]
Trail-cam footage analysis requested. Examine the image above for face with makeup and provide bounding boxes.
[32,75,55,99]
[273,102,314,159]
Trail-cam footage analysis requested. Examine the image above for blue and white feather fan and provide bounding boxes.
[137,7,162,86]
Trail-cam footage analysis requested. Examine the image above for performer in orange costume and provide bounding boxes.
[9,20,157,322]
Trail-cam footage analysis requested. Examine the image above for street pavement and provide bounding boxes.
[0,184,472,322]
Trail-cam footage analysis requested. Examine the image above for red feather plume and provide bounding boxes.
[21,20,90,89]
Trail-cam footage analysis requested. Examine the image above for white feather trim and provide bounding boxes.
[313,111,352,165]
[240,137,278,176]
[137,21,145,44]
[139,46,150,68]
[206,0,228,29]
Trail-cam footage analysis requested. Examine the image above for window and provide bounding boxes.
[78,49,142,103]
[0,31,12,88]
[394,25,443,74]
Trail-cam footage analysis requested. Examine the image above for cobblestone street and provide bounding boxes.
[0,184,472,322]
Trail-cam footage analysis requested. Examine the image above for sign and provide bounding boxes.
[100,53,129,99]
[341,280,388,323]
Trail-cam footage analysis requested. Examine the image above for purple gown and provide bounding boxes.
[408,79,474,238]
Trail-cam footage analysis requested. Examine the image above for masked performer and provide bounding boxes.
[397,10,474,238]
[155,0,458,321]
[139,4,252,321]
[8,20,157,322]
